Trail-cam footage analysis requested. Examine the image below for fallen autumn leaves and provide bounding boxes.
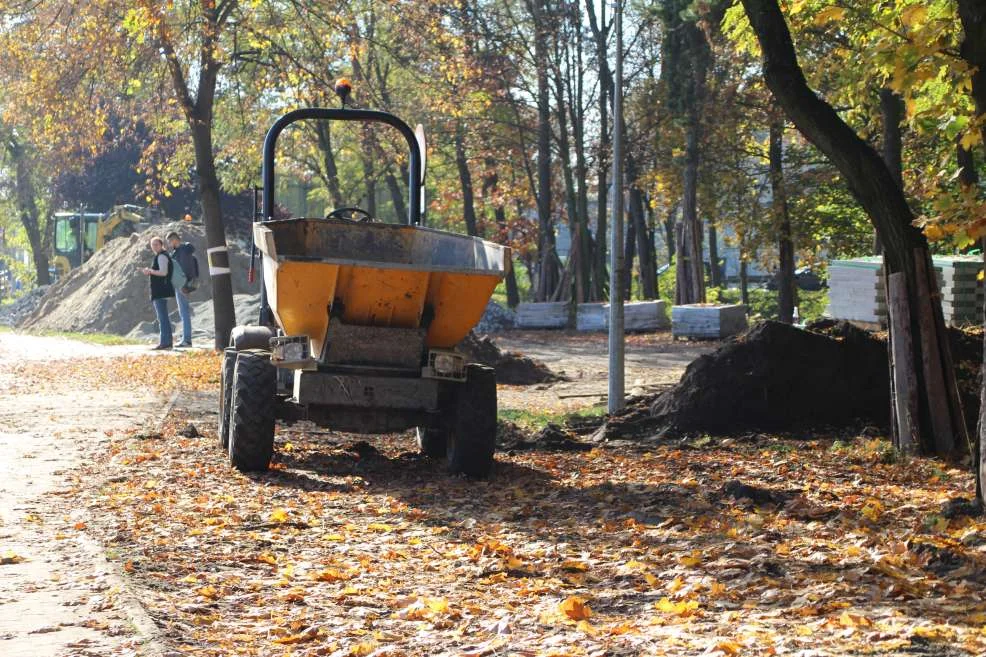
[20,352,986,656]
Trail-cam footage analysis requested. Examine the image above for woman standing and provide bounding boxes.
[141,236,175,350]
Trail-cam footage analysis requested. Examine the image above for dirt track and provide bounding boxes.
[0,333,168,656]
[494,330,718,412]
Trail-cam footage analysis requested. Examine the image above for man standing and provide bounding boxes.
[166,231,198,348]
[140,236,174,350]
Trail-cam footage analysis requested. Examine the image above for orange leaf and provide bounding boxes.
[559,596,592,620]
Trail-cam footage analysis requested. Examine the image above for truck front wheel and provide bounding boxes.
[228,351,276,472]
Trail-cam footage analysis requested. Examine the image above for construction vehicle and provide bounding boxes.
[51,204,151,278]
[218,105,509,477]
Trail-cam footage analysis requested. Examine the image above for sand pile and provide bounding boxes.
[21,222,255,335]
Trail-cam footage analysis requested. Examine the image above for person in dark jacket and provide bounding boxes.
[140,236,175,350]
[166,231,197,347]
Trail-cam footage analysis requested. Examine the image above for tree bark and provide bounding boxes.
[708,223,721,289]
[156,1,236,348]
[956,0,986,505]
[677,107,706,304]
[741,0,966,458]
[876,88,904,253]
[313,121,343,209]
[769,115,796,324]
[586,0,609,301]
[531,0,559,301]
[7,137,50,285]
[454,123,479,236]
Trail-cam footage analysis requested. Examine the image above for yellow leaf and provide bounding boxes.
[901,5,928,28]
[912,625,956,641]
[0,551,26,565]
[560,559,589,572]
[273,627,319,645]
[367,523,393,532]
[861,499,884,522]
[348,640,378,656]
[668,575,685,593]
[269,508,289,523]
[576,619,597,635]
[644,572,660,587]
[679,552,702,567]
[559,596,592,620]
[814,6,846,25]
[960,129,982,151]
[656,597,700,616]
[426,597,449,613]
[256,552,277,565]
[717,640,743,656]
[312,568,349,582]
[197,585,219,599]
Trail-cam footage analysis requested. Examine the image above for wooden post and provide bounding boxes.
[912,252,955,456]
[887,272,920,454]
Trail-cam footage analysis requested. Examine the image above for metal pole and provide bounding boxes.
[608,0,625,413]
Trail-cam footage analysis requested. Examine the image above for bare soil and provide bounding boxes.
[492,330,718,413]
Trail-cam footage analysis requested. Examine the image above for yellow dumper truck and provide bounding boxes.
[218,107,509,477]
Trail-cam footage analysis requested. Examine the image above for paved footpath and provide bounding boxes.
[0,333,169,656]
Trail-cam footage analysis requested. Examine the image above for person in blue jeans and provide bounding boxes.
[141,236,175,350]
[166,231,197,347]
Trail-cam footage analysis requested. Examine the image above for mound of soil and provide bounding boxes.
[459,331,563,385]
[596,320,890,440]
[21,222,254,335]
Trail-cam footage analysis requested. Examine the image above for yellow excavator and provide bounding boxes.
[51,204,151,279]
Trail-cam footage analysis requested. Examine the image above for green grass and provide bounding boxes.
[498,405,607,430]
[0,325,141,345]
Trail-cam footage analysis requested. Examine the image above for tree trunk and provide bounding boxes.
[956,0,986,505]
[314,121,344,209]
[8,139,50,285]
[190,121,236,348]
[587,0,609,301]
[532,0,559,301]
[454,124,479,236]
[628,159,657,299]
[708,223,721,289]
[875,88,904,253]
[483,169,520,308]
[769,115,796,324]
[676,113,706,304]
[742,0,966,458]
[623,195,636,301]
[384,167,407,224]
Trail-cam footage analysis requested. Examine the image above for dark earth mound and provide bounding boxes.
[596,320,891,440]
[459,331,563,385]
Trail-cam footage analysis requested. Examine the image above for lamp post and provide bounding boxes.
[607,0,625,413]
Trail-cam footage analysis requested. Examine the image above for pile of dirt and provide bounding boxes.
[459,330,563,385]
[127,293,261,344]
[595,320,890,440]
[474,300,516,333]
[0,286,47,327]
[20,222,255,335]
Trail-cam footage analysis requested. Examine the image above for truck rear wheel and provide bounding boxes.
[228,351,276,472]
[447,365,496,477]
[218,347,237,449]
[416,427,448,458]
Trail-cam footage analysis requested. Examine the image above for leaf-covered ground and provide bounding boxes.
[22,352,986,656]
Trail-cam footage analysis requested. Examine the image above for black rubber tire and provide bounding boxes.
[218,347,237,450]
[228,351,277,472]
[447,365,496,477]
[416,427,448,459]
